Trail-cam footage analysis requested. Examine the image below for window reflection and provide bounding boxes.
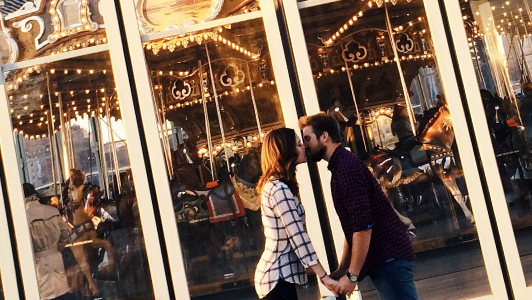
[301,0,489,299]
[464,0,532,286]
[143,17,322,298]
[6,52,155,299]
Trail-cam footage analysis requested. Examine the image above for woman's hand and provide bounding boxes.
[320,275,340,297]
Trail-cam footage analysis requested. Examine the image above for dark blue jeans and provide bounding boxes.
[368,260,418,300]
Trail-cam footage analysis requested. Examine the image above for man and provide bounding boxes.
[299,113,418,300]
[24,183,75,300]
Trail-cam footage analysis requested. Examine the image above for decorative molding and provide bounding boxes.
[5,0,44,21]
[12,15,48,50]
[220,65,245,87]
[171,79,193,100]
[395,33,414,53]
[341,39,368,63]
[48,0,98,44]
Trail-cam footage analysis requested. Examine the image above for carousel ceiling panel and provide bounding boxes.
[5,52,121,137]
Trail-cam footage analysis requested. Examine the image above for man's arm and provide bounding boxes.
[347,229,372,276]
[330,239,351,280]
[336,229,372,295]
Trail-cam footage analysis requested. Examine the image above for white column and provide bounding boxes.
[0,64,40,300]
[442,0,529,299]
[424,0,509,299]
[103,0,188,298]
[261,0,337,298]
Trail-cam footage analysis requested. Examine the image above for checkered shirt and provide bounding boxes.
[254,180,319,299]
[328,146,415,280]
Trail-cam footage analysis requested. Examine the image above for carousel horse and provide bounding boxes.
[232,142,262,211]
[66,169,116,296]
[365,103,475,229]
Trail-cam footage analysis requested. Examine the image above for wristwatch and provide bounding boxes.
[345,270,358,283]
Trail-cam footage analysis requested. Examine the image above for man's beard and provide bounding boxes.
[307,144,326,162]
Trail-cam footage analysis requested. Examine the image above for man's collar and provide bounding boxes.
[327,145,344,171]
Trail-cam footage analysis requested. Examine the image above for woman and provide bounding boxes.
[254,128,338,299]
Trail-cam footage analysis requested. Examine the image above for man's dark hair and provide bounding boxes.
[23,183,36,198]
[298,112,342,143]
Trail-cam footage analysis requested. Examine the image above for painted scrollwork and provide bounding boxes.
[0,8,19,64]
[12,16,48,50]
[220,65,245,87]
[395,33,414,53]
[5,0,44,21]
[136,0,224,33]
[341,39,368,63]
[172,79,193,100]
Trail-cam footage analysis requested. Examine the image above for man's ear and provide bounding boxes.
[320,131,330,143]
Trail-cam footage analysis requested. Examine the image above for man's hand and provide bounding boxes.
[320,275,339,297]
[336,275,357,296]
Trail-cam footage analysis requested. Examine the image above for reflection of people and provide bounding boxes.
[300,113,418,299]
[23,183,75,300]
[254,128,338,299]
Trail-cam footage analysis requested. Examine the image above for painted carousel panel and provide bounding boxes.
[0,0,105,65]
[134,0,260,36]
[4,51,156,299]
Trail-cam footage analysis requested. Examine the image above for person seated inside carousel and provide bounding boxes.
[23,183,77,300]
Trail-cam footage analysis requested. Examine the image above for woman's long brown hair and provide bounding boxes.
[256,128,300,196]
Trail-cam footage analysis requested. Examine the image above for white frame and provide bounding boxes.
[0,176,21,299]
[285,0,510,299]
[443,0,532,299]
[117,0,336,298]
[0,4,173,299]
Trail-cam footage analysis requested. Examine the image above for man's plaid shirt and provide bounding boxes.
[254,179,319,298]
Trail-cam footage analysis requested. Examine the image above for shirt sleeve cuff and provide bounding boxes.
[304,259,319,268]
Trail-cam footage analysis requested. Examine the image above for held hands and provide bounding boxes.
[336,275,357,297]
[320,275,340,297]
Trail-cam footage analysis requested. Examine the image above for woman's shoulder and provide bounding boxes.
[262,179,290,194]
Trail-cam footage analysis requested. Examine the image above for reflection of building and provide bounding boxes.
[23,138,52,189]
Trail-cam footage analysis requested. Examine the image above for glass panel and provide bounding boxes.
[133,0,260,36]
[143,17,322,299]
[300,0,490,299]
[464,0,532,286]
[5,52,155,299]
[0,0,105,65]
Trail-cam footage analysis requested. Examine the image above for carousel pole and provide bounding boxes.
[95,90,111,198]
[245,62,263,141]
[518,8,532,77]
[205,44,231,173]
[46,73,59,195]
[511,12,532,81]
[155,75,174,179]
[343,59,368,151]
[199,60,215,179]
[471,40,487,89]
[46,114,58,196]
[66,107,76,168]
[57,93,71,179]
[104,91,121,194]
[385,2,417,136]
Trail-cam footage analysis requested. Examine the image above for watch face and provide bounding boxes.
[346,271,358,282]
